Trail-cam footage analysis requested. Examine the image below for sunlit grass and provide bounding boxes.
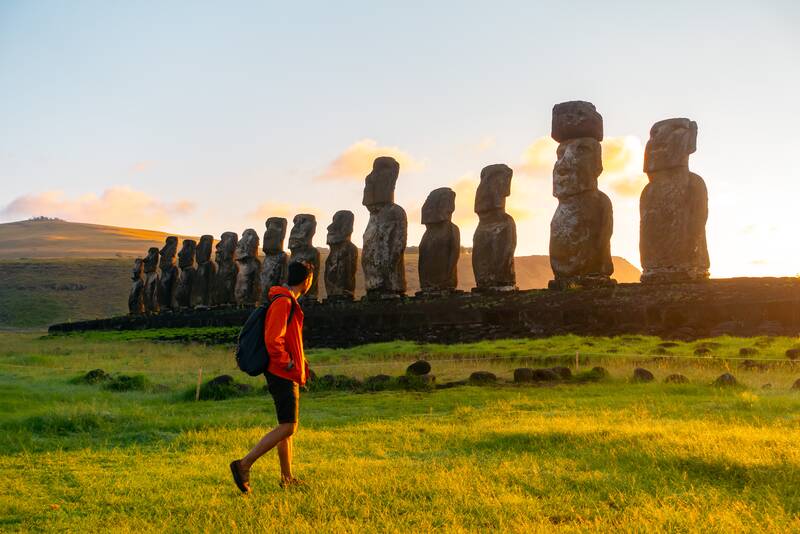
[1,332,800,531]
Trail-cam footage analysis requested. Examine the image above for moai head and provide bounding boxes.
[551,101,603,142]
[131,258,144,280]
[159,236,178,269]
[263,217,288,254]
[644,118,698,173]
[178,239,196,268]
[196,235,213,263]
[143,247,159,273]
[474,164,513,215]
[326,210,354,245]
[215,232,238,264]
[422,187,456,224]
[288,214,316,250]
[362,156,400,212]
[236,229,260,259]
[553,138,603,198]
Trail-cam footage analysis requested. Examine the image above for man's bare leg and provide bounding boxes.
[239,423,296,471]
[277,436,292,481]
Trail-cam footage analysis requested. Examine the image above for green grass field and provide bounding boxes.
[2,331,800,532]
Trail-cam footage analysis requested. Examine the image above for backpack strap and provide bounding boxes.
[269,294,296,327]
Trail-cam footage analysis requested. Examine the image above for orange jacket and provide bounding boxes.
[264,286,308,385]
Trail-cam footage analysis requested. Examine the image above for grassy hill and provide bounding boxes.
[0,219,641,327]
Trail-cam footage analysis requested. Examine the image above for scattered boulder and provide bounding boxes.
[786,348,800,360]
[469,371,497,384]
[575,366,608,382]
[657,342,680,348]
[632,368,655,383]
[694,347,712,356]
[651,347,669,355]
[739,347,759,356]
[531,368,560,382]
[436,380,468,390]
[208,375,234,387]
[664,374,689,384]
[315,374,362,391]
[713,373,738,387]
[406,360,432,376]
[792,379,800,390]
[398,374,435,390]
[363,374,393,391]
[740,359,767,371]
[550,366,572,380]
[513,368,534,383]
[761,383,772,390]
[198,374,247,400]
[79,369,110,385]
[104,374,149,392]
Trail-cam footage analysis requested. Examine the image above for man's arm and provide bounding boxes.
[264,297,292,365]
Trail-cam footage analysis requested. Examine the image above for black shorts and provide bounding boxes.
[265,372,299,424]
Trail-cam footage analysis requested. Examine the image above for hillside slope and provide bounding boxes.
[0,219,641,327]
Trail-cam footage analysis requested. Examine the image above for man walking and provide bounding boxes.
[230,261,313,492]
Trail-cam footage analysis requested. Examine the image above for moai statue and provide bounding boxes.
[548,101,615,289]
[128,258,145,315]
[157,236,179,311]
[324,210,358,301]
[190,235,216,307]
[260,217,288,301]
[213,231,238,306]
[361,156,407,299]
[640,118,709,283]
[288,214,321,302]
[472,164,516,291]
[234,228,261,305]
[173,239,196,309]
[419,187,460,294]
[142,247,160,313]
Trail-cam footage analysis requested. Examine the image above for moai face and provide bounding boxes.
[288,214,316,250]
[178,239,196,268]
[644,118,698,173]
[326,210,354,245]
[551,101,604,142]
[422,187,456,224]
[159,236,178,269]
[474,164,513,215]
[236,229,260,259]
[215,232,238,264]
[263,217,287,253]
[362,156,400,212]
[143,247,159,272]
[196,235,213,263]
[131,258,144,280]
[553,138,602,198]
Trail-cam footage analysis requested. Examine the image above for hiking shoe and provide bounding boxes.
[230,460,251,494]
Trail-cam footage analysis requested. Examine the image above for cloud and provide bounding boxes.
[476,136,496,152]
[1,186,195,228]
[248,201,326,225]
[129,161,155,173]
[518,136,558,176]
[317,139,424,181]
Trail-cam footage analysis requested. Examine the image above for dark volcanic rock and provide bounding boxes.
[209,375,235,387]
[260,218,288,300]
[713,373,738,387]
[191,235,217,307]
[288,214,321,302]
[363,374,392,391]
[739,347,759,356]
[81,368,110,384]
[419,188,460,292]
[406,360,432,376]
[632,368,655,382]
[142,247,160,313]
[551,100,603,142]
[472,164,516,291]
[174,239,197,309]
[235,229,261,306]
[469,371,497,384]
[513,368,534,383]
[786,349,800,360]
[640,118,709,283]
[128,258,145,315]
[550,366,572,379]
[658,342,680,348]
[213,232,238,306]
[549,136,614,289]
[664,373,689,384]
[325,210,358,300]
[361,157,407,298]
[531,368,560,381]
[694,347,712,356]
[158,236,179,311]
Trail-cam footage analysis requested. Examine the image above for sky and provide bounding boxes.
[1,0,799,277]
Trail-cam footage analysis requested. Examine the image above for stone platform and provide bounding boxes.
[48,278,800,348]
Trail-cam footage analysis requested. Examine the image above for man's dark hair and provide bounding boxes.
[287,261,312,286]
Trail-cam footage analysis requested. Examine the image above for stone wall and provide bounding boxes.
[48,278,800,347]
